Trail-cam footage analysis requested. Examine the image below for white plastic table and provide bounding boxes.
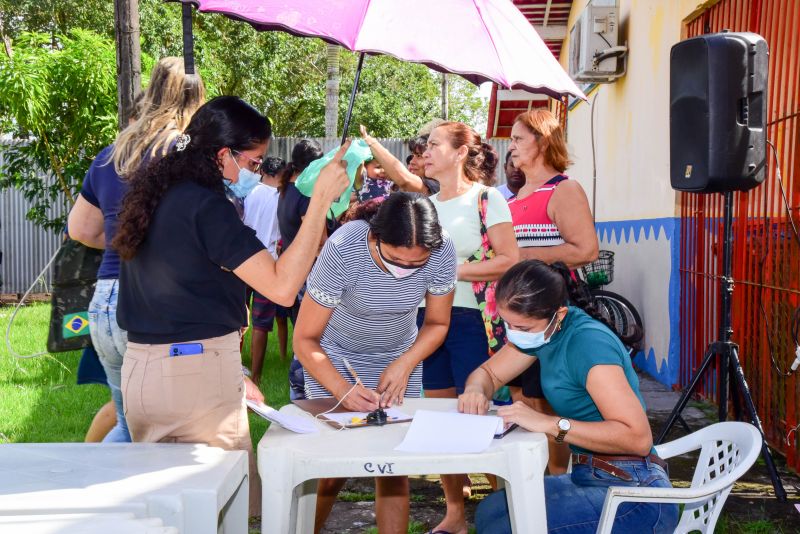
[258,398,549,534]
[0,443,248,534]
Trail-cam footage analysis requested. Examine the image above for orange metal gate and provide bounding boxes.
[680,0,800,472]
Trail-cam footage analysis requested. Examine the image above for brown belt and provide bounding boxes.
[571,453,669,482]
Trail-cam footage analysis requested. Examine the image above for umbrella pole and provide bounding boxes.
[340,52,365,145]
[182,3,195,74]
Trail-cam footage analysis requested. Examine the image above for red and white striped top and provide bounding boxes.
[508,174,568,248]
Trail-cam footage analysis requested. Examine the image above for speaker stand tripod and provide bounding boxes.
[655,191,787,502]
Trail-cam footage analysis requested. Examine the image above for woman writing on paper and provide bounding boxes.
[293,192,457,534]
[458,260,678,534]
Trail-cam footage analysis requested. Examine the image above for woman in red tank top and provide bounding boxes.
[507,109,599,475]
[509,110,598,267]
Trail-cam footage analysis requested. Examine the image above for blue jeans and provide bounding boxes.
[289,357,306,400]
[475,457,679,533]
[88,278,131,442]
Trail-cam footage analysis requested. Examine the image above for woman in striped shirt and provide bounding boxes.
[294,192,457,534]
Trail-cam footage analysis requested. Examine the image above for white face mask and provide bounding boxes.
[377,241,425,279]
[505,312,559,351]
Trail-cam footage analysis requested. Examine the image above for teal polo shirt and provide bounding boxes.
[516,307,647,453]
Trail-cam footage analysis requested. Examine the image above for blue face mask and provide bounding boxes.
[226,151,261,198]
[505,312,559,351]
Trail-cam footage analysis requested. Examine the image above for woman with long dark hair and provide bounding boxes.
[67,57,205,443]
[506,109,600,474]
[113,96,350,515]
[293,192,457,534]
[460,260,678,534]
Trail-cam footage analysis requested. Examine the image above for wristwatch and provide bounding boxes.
[555,418,571,443]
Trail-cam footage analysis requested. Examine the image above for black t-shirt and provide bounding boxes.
[277,182,311,249]
[118,181,265,344]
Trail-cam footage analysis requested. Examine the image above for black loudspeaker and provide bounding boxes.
[670,32,768,192]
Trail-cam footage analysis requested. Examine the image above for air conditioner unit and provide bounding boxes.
[569,4,627,82]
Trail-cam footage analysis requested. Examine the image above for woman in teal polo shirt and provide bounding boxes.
[460,260,678,534]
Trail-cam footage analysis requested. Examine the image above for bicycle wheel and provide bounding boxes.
[589,289,645,352]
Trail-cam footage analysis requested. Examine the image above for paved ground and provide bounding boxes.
[256,372,800,533]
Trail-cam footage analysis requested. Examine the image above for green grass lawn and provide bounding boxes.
[0,302,292,445]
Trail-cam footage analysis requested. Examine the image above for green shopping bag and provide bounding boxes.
[294,139,373,219]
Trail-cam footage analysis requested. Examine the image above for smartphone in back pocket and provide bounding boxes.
[169,343,204,357]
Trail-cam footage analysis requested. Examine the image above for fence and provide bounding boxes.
[0,178,66,296]
[1,137,512,294]
[680,0,800,472]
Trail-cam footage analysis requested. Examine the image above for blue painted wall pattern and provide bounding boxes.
[593,217,681,388]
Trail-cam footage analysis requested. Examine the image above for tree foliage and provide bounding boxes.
[0,0,488,230]
[0,30,128,230]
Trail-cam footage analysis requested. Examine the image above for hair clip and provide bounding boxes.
[176,133,191,152]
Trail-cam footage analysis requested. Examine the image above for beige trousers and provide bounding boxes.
[121,331,261,515]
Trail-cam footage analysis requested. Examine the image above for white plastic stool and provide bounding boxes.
[0,512,179,534]
[0,443,248,534]
[258,398,549,534]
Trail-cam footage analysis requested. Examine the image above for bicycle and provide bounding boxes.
[579,250,645,356]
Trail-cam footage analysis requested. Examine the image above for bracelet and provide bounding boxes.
[479,363,501,385]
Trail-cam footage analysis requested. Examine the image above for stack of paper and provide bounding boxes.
[246,400,319,434]
[395,410,505,454]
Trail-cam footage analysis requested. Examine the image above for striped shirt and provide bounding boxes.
[303,220,457,398]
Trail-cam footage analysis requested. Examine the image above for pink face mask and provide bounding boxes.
[377,241,425,279]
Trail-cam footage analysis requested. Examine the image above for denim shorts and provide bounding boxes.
[418,306,489,394]
[88,278,131,442]
[475,455,679,533]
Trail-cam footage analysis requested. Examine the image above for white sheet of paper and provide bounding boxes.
[246,400,318,434]
[394,410,502,454]
[323,408,412,426]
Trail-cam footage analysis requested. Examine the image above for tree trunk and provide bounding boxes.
[441,73,449,120]
[0,17,12,58]
[325,44,341,138]
[114,0,142,130]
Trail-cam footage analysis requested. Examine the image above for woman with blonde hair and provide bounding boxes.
[67,57,205,442]
[112,56,205,177]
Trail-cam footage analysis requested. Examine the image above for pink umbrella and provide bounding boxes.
[176,0,585,141]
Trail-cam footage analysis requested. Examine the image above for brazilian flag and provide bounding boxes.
[62,312,90,339]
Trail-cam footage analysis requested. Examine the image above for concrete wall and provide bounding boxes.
[561,0,712,386]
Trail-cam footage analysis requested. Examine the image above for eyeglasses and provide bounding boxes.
[231,150,264,173]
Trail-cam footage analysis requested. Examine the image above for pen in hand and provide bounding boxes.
[342,358,362,385]
[341,358,380,410]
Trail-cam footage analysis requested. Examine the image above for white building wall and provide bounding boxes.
[561,0,710,385]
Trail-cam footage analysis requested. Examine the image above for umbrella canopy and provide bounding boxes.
[178,0,585,101]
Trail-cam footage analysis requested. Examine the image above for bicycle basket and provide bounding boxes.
[583,250,614,288]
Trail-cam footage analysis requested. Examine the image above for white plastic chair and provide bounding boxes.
[596,421,762,534]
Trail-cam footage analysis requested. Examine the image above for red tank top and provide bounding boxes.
[508,174,568,247]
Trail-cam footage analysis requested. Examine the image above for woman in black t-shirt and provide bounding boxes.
[113,96,350,516]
